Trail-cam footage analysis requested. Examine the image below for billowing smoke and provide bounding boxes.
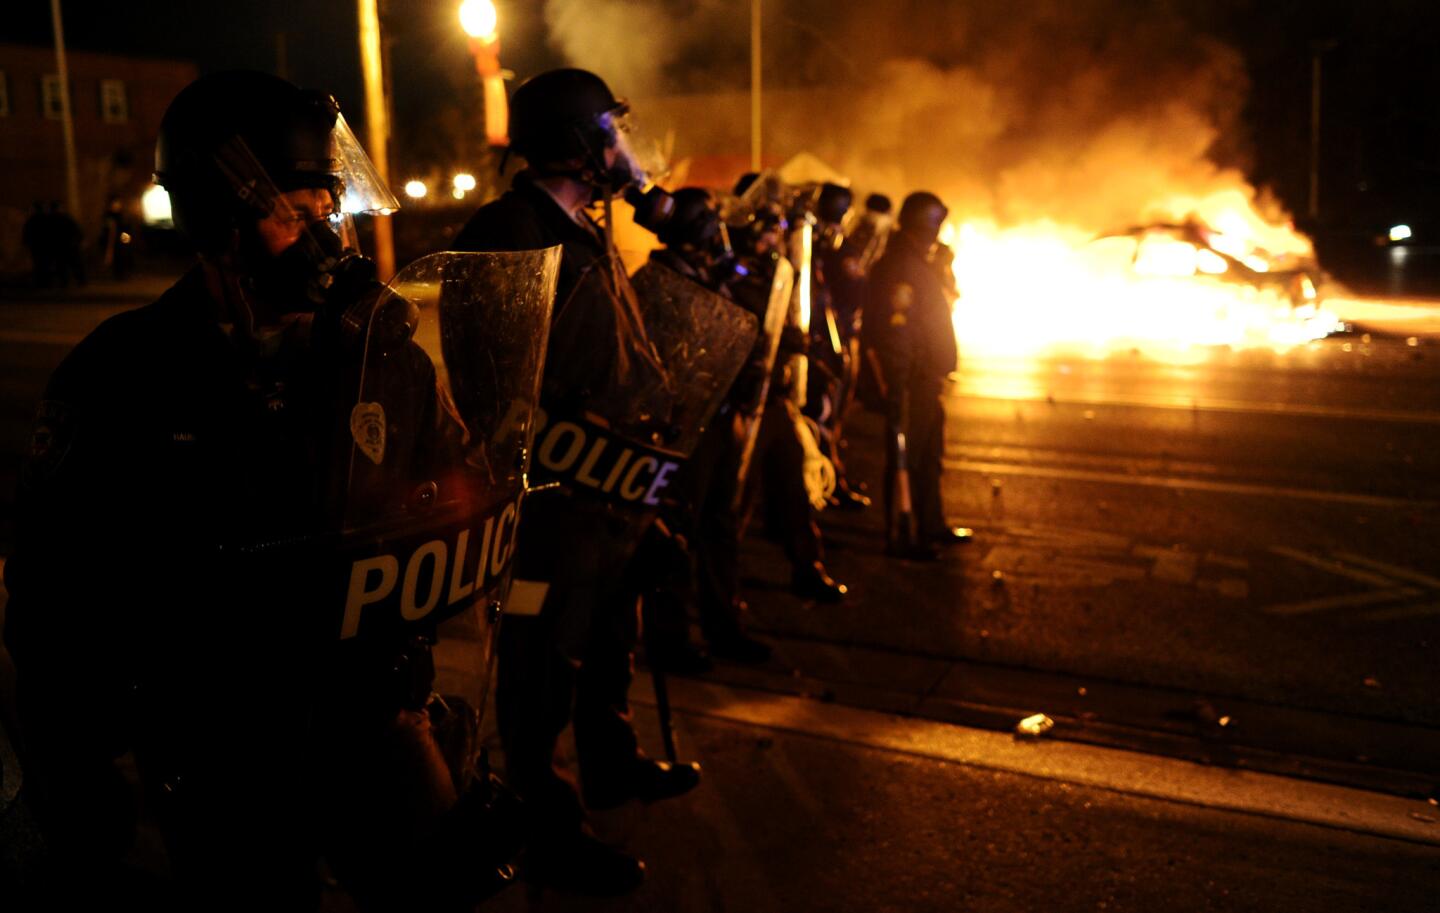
[542,0,1298,236]
[542,0,745,98]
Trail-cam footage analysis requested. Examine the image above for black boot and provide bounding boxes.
[584,758,703,811]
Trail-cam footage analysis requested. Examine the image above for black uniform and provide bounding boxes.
[641,247,757,657]
[734,260,828,574]
[866,231,958,544]
[452,173,655,837]
[3,270,472,909]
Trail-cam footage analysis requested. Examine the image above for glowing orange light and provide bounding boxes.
[946,191,1341,361]
[459,0,498,41]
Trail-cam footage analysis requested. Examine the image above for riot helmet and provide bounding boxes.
[816,183,853,227]
[508,68,655,195]
[657,187,738,283]
[898,191,949,247]
[155,71,396,256]
[154,71,398,324]
[657,188,721,250]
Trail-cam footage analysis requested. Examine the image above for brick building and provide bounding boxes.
[0,43,196,275]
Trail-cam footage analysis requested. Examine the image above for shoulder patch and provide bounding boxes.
[26,400,76,482]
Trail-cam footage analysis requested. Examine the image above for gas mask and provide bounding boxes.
[626,185,676,235]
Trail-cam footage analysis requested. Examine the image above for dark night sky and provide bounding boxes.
[5,0,1439,226]
[2,0,567,129]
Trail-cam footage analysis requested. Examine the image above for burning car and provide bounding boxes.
[1094,219,1323,309]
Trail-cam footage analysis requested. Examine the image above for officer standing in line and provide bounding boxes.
[865,191,973,559]
[4,71,538,911]
[641,188,773,669]
[730,180,848,602]
[807,181,872,511]
[451,68,702,896]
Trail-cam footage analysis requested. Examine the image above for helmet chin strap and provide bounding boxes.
[201,243,260,342]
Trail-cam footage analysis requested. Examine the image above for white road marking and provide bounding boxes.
[1266,549,1440,623]
[1203,552,1250,571]
[1133,545,1199,584]
[1332,553,1440,590]
[947,460,1430,510]
[1261,587,1421,617]
[1268,547,1404,589]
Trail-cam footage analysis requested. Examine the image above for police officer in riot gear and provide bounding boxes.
[807,182,871,511]
[729,174,848,603]
[452,68,703,896]
[649,187,739,291]
[865,191,973,559]
[4,71,531,911]
[642,187,774,667]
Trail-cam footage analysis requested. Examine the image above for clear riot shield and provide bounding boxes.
[732,256,793,494]
[338,247,558,726]
[787,214,815,406]
[527,262,757,512]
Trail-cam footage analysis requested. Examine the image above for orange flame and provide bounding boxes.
[946,190,1340,360]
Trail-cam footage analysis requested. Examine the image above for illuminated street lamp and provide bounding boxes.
[459,0,498,43]
[459,0,508,147]
[141,182,173,227]
[453,173,477,193]
[404,180,428,200]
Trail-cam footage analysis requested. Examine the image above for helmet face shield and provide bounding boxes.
[329,113,400,216]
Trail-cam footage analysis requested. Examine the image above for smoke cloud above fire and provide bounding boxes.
[542,0,1296,236]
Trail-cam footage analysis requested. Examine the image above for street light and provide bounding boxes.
[459,0,508,147]
[141,183,173,227]
[453,173,477,192]
[459,0,498,43]
[404,180,428,199]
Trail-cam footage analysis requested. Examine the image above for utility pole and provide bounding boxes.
[357,0,396,280]
[1309,39,1338,222]
[50,0,81,219]
[750,0,762,172]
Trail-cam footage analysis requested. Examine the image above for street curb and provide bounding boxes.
[632,674,1440,847]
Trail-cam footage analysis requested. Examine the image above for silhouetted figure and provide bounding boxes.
[50,202,86,287]
[21,202,54,288]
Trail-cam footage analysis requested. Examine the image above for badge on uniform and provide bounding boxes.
[26,400,75,482]
[350,402,387,464]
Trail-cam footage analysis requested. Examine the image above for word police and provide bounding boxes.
[530,408,682,508]
[341,499,519,640]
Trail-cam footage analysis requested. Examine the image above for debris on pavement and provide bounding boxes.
[1015,713,1055,739]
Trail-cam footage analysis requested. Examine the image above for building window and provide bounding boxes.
[41,74,65,120]
[0,72,10,117]
[100,78,128,124]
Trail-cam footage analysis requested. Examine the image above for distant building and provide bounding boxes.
[0,43,196,275]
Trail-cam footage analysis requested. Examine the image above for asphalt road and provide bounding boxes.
[735,335,1440,733]
[2,277,1439,908]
